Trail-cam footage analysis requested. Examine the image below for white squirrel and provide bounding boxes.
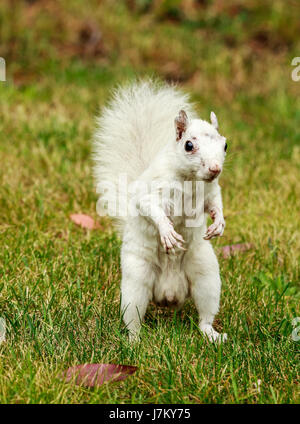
[93,80,228,343]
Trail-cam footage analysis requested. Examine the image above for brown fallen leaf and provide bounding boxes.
[221,243,254,259]
[70,214,99,230]
[61,363,137,387]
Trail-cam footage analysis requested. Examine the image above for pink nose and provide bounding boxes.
[209,165,221,176]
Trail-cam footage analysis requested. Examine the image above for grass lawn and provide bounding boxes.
[0,0,299,403]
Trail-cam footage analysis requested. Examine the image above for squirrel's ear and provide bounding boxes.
[175,110,188,141]
[210,111,219,130]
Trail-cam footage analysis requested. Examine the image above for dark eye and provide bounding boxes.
[185,141,194,152]
[224,142,228,152]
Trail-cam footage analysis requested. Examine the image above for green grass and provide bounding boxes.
[0,0,299,404]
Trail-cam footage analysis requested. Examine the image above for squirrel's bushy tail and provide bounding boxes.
[92,79,194,228]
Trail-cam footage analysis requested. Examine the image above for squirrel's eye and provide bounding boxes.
[185,141,194,152]
[224,143,228,152]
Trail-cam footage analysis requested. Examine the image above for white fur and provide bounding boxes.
[93,80,228,343]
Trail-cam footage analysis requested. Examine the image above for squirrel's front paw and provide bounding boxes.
[159,220,185,254]
[204,216,225,240]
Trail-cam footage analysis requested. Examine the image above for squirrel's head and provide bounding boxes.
[174,110,227,182]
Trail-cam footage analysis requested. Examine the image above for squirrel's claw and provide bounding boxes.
[204,220,225,240]
[159,221,185,254]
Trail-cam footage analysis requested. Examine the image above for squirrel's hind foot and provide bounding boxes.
[200,323,227,343]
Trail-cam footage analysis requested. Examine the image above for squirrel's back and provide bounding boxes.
[92,79,195,226]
